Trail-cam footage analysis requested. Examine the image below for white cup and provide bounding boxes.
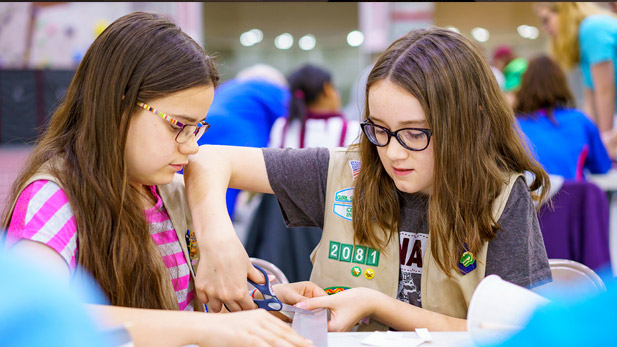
[467,275,550,346]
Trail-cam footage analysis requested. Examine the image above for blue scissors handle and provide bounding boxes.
[248,264,283,311]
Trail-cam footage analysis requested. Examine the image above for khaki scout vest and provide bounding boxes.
[5,160,202,310]
[309,148,522,330]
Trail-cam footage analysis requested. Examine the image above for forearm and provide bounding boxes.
[590,61,616,132]
[185,145,273,245]
[594,85,616,133]
[369,291,467,332]
[185,145,233,227]
[87,304,204,347]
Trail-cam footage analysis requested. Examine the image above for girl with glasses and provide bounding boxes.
[185,27,553,332]
[1,12,315,347]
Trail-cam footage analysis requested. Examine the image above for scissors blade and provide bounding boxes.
[281,303,315,316]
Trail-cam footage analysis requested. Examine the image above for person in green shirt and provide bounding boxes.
[493,45,528,106]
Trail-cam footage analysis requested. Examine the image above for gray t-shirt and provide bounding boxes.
[263,147,552,307]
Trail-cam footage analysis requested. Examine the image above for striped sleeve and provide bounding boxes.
[6,180,78,271]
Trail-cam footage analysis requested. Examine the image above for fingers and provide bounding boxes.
[220,289,258,312]
[196,290,209,306]
[209,298,223,313]
[296,295,331,311]
[247,264,266,284]
[252,311,313,347]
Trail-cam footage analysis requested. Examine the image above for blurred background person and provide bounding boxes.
[197,63,289,220]
[534,2,617,159]
[514,54,611,180]
[245,63,361,283]
[493,44,528,106]
[269,63,360,149]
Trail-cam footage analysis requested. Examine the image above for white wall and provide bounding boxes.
[0,2,203,69]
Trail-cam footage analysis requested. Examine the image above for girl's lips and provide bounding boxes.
[169,164,184,171]
[393,167,413,176]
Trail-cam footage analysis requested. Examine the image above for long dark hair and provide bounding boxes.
[2,12,219,309]
[351,27,549,275]
[287,64,332,122]
[515,54,575,122]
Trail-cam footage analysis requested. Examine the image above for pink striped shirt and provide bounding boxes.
[6,180,195,311]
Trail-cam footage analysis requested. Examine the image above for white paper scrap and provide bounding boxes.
[361,331,427,347]
[415,328,432,341]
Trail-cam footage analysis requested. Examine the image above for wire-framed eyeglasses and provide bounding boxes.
[360,119,432,151]
[136,101,210,144]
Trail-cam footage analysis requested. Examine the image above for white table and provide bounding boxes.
[328,331,474,347]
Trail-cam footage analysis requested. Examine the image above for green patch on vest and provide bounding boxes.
[328,241,380,266]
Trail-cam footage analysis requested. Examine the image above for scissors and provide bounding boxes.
[248,264,315,317]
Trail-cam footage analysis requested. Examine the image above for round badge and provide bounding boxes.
[351,266,362,277]
[364,268,375,279]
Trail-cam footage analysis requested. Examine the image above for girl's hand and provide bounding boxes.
[197,309,313,347]
[295,287,376,332]
[273,281,327,305]
[194,232,265,312]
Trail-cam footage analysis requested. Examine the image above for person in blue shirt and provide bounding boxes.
[197,64,289,218]
[0,248,110,347]
[492,273,617,347]
[514,54,612,180]
[535,2,617,158]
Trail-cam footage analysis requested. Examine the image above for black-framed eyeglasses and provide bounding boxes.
[136,102,210,144]
[360,119,432,151]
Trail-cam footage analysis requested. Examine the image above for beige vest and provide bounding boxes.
[309,148,521,330]
[5,161,201,310]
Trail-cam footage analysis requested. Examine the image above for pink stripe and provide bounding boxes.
[8,181,48,232]
[161,251,187,269]
[27,180,48,199]
[575,144,589,181]
[45,216,77,261]
[171,273,190,291]
[145,210,171,223]
[178,290,195,311]
[23,188,70,237]
[151,229,179,245]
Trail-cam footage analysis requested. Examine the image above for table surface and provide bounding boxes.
[327,331,474,347]
[589,169,617,192]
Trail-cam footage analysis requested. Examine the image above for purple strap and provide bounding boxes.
[280,111,346,148]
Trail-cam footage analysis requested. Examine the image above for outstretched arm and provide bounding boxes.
[90,304,310,347]
[9,239,311,347]
[183,145,273,312]
[297,287,467,332]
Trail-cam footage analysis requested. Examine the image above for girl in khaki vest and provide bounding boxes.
[1,12,315,347]
[184,27,552,331]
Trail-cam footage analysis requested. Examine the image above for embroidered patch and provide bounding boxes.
[324,286,350,295]
[333,203,353,221]
[458,251,477,275]
[349,160,361,180]
[334,188,354,203]
[328,241,380,266]
[351,266,362,277]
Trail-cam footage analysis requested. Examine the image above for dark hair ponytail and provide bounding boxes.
[287,64,331,122]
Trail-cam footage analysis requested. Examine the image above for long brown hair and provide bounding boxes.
[515,54,575,122]
[351,27,550,275]
[1,12,219,309]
